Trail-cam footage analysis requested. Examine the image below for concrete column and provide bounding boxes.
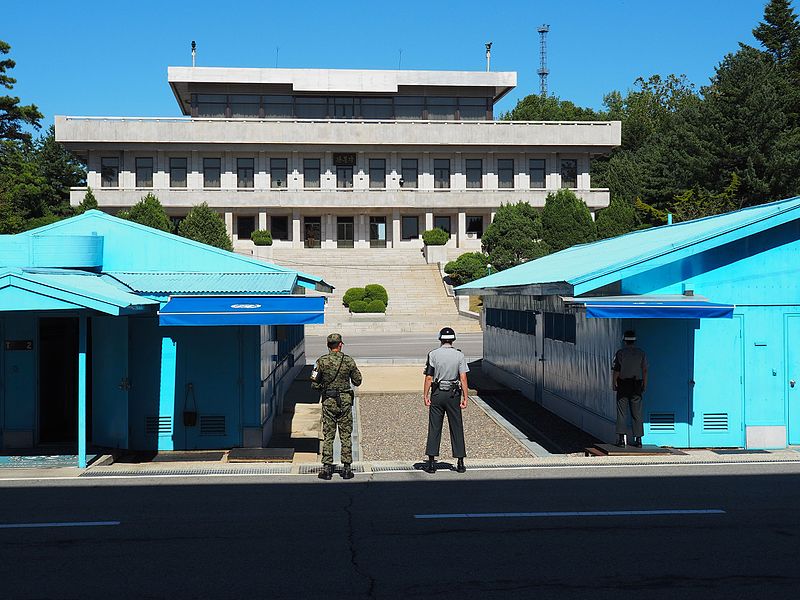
[291,151,299,190]
[190,150,200,189]
[422,152,431,190]
[490,210,497,224]
[122,150,132,189]
[357,152,366,190]
[390,152,399,189]
[391,209,401,248]
[155,150,166,189]
[224,211,233,237]
[457,211,467,248]
[322,214,335,249]
[258,211,267,231]
[158,337,176,451]
[77,315,87,468]
[425,211,434,231]
[323,152,333,190]
[256,151,267,190]
[223,151,233,189]
[581,154,591,189]
[292,210,302,248]
[356,214,368,248]
[550,152,559,190]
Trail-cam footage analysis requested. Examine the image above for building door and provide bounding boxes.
[787,316,800,444]
[337,217,354,248]
[304,217,321,248]
[38,317,79,444]
[91,317,129,449]
[370,216,386,248]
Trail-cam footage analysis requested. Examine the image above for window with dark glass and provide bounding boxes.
[337,216,354,248]
[466,159,482,189]
[394,96,424,120]
[337,166,353,189]
[401,159,418,188]
[498,159,514,189]
[263,95,293,118]
[529,158,546,189]
[271,215,289,240]
[237,216,256,241]
[369,159,386,189]
[237,158,255,189]
[459,97,488,120]
[560,159,578,188]
[401,216,419,240]
[466,216,484,237]
[434,216,451,234]
[195,94,228,117]
[332,97,356,118]
[486,308,536,335]
[434,159,451,189]
[427,97,456,120]
[230,95,260,118]
[101,157,119,187]
[361,97,393,119]
[135,157,153,188]
[169,157,187,188]
[544,312,576,343]
[203,158,221,188]
[304,158,320,188]
[270,158,288,188]
[295,97,327,118]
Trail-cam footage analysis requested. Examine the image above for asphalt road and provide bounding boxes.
[2,463,800,599]
[306,333,483,363]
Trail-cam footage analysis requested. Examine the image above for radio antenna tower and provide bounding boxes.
[537,24,550,96]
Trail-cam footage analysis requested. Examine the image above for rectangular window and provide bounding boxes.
[498,159,514,189]
[401,159,418,188]
[303,158,320,188]
[332,97,356,118]
[337,216,354,248]
[295,97,327,119]
[195,94,227,117]
[237,158,255,189]
[459,97,488,120]
[337,166,353,189]
[230,95,260,118]
[544,312,576,343]
[237,216,256,241]
[270,158,288,188]
[529,158,546,189]
[466,159,483,189]
[434,216,451,234]
[427,97,456,120]
[369,159,386,189]
[401,216,419,240]
[101,157,119,187]
[263,95,293,118]
[486,308,536,335]
[203,158,221,188]
[169,157,187,188]
[135,157,153,188]
[271,215,289,241]
[466,216,484,237]
[361,97,393,119]
[561,159,578,189]
[394,96,424,120]
[434,159,451,189]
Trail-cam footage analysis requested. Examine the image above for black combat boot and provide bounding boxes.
[456,458,466,473]
[631,437,643,448]
[318,464,333,480]
[615,434,626,447]
[341,463,354,479]
[422,456,436,473]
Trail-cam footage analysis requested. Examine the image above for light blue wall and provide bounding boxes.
[1,315,37,439]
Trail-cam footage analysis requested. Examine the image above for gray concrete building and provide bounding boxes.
[55,67,621,254]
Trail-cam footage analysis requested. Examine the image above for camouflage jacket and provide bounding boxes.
[311,351,362,392]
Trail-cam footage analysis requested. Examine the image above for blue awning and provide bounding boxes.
[582,298,734,319]
[159,295,325,326]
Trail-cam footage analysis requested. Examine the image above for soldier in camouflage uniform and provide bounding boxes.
[311,332,362,480]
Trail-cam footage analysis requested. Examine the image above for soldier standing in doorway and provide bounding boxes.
[422,327,469,474]
[312,333,362,480]
[613,329,648,447]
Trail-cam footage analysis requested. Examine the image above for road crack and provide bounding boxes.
[344,493,376,598]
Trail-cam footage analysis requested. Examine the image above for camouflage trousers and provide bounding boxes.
[321,393,354,465]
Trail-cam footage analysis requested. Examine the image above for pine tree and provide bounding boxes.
[0,40,43,142]
[753,0,800,64]
[481,202,549,271]
[119,193,172,232]
[78,187,98,213]
[177,202,233,251]
[540,189,597,252]
[595,197,639,239]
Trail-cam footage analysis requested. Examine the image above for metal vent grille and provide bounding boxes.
[703,413,729,431]
[649,413,675,432]
[200,416,226,436]
[145,416,172,435]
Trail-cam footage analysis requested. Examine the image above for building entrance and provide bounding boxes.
[304,217,321,248]
[337,217,354,248]
[38,317,79,444]
[370,216,387,248]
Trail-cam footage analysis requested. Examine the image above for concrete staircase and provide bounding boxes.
[271,248,482,334]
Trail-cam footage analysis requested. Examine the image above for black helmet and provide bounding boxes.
[439,327,456,341]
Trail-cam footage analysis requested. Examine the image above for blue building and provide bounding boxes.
[0,211,330,466]
[458,197,800,449]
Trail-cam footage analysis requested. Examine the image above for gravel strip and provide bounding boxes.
[358,393,533,461]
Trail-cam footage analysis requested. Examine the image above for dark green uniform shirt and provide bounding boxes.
[312,351,362,392]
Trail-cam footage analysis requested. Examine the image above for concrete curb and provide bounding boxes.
[470,395,552,458]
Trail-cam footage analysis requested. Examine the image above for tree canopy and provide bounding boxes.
[481,202,549,271]
[0,40,43,143]
[119,193,172,232]
[177,203,233,251]
[540,189,597,252]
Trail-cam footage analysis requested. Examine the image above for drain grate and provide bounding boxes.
[80,465,292,477]
[371,464,417,473]
[298,464,365,475]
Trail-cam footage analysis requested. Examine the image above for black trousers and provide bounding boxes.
[425,388,466,458]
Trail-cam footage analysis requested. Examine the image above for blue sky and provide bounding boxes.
[5,0,768,127]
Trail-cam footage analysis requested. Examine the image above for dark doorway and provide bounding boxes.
[304,217,321,248]
[337,216,354,248]
[39,318,79,444]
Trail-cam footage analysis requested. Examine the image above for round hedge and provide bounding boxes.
[343,287,366,307]
[366,299,386,313]
[364,284,388,306]
[251,229,273,246]
[422,227,449,246]
[349,300,369,313]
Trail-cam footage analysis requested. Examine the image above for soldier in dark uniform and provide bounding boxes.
[311,333,362,480]
[422,327,469,474]
[613,329,648,447]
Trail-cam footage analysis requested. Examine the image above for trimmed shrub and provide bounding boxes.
[177,202,233,251]
[422,227,449,246]
[343,287,366,307]
[444,252,490,286]
[364,283,388,306]
[251,229,273,246]
[349,300,369,313]
[119,192,172,232]
[366,299,386,313]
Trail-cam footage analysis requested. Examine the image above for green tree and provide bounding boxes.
[595,197,639,239]
[77,186,98,213]
[753,0,800,64]
[119,193,172,232]
[444,252,490,286]
[482,202,550,271]
[502,94,603,121]
[0,40,43,143]
[178,202,233,251]
[540,189,597,252]
[671,173,741,223]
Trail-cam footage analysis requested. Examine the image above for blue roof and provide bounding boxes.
[458,196,800,296]
[105,271,299,295]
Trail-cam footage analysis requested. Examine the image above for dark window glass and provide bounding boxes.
[529,158,546,189]
[230,95,260,118]
[271,215,289,240]
[263,95,293,118]
[271,158,288,188]
[434,159,450,189]
[169,157,187,188]
[237,158,255,188]
[369,216,387,248]
[304,216,322,248]
[337,166,353,189]
[101,157,119,187]
[203,158,221,188]
[304,158,320,188]
[295,97,327,118]
[544,311,575,343]
[361,97,393,119]
[135,157,153,188]
[466,216,483,237]
[466,159,482,189]
[196,94,227,117]
[237,216,256,241]
[565,314,577,344]
[561,159,578,188]
[332,97,356,118]
[459,97,488,120]
[434,216,451,234]
[369,158,386,189]
[337,216,354,248]
[394,96,424,119]
[427,97,456,120]
[401,216,419,240]
[401,159,418,188]
[498,159,514,189]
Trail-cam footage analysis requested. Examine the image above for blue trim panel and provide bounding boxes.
[159,295,325,326]
[585,300,734,319]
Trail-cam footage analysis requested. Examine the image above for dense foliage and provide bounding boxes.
[540,189,597,252]
[422,227,449,246]
[481,202,549,271]
[343,284,388,313]
[118,193,172,232]
[251,229,273,246]
[177,202,233,251]
[444,252,490,286]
